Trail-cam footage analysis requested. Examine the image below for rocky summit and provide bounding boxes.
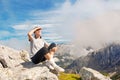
[0,45,58,80]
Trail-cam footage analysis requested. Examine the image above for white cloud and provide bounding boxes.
[106,0,120,10]
[0,38,29,51]
[0,31,12,39]
[73,11,120,49]
[0,31,10,36]
[12,24,30,30]
[21,0,120,43]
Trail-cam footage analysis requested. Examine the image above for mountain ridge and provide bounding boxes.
[67,43,120,74]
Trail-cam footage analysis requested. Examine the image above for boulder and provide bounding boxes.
[18,66,58,80]
[0,68,14,80]
[0,45,58,80]
[80,67,111,80]
[0,45,24,68]
[19,50,31,62]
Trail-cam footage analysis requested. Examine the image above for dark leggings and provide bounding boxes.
[31,43,56,64]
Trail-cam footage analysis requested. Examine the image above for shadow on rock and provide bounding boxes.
[21,61,45,69]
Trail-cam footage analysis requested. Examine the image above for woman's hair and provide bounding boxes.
[34,26,42,39]
[34,34,42,39]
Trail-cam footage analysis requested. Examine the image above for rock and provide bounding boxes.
[53,57,60,62]
[0,45,58,80]
[0,56,8,68]
[0,45,24,68]
[80,67,111,80]
[0,68,14,80]
[0,63,3,68]
[18,66,58,80]
[19,50,30,62]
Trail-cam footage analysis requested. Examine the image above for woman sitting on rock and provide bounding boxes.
[27,27,64,72]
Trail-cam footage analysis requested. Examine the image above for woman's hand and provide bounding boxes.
[28,27,42,41]
[34,27,41,31]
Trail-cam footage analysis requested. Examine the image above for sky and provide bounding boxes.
[0,0,120,50]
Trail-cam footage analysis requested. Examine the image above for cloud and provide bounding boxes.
[0,30,12,39]
[24,0,120,49]
[12,24,30,30]
[0,38,29,50]
[73,11,120,49]
[54,0,120,49]
[106,0,120,10]
[13,0,120,43]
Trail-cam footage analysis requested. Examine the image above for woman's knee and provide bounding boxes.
[48,43,57,50]
[44,53,51,60]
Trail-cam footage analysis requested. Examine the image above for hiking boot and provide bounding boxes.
[54,65,65,72]
[45,61,54,70]
[48,59,65,72]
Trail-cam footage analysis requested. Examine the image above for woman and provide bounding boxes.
[28,27,64,72]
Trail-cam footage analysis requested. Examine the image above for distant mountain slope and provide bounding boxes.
[54,44,76,68]
[67,43,120,73]
[55,44,94,68]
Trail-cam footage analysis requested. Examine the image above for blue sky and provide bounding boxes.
[1,0,120,50]
[0,0,77,41]
[0,0,65,40]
